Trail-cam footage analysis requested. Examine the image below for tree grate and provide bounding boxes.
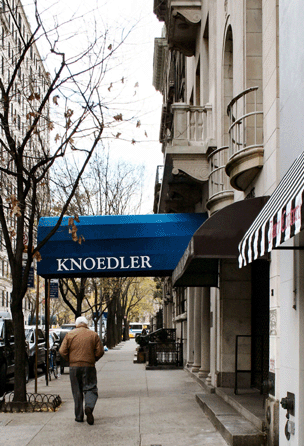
[0,392,62,412]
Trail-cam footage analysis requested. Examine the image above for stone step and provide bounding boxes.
[196,394,267,446]
[216,388,265,432]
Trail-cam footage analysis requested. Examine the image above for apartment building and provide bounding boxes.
[0,0,50,322]
[152,0,291,444]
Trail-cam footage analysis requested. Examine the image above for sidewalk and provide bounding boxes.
[0,340,228,446]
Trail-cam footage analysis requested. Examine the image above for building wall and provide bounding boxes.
[218,259,252,387]
[153,0,282,441]
[279,0,304,442]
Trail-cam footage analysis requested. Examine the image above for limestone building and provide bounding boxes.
[152,0,288,444]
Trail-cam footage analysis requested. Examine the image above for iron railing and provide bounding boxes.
[138,328,183,367]
[208,146,232,200]
[148,341,183,367]
[227,86,263,158]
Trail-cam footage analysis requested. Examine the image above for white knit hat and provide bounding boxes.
[75,316,88,327]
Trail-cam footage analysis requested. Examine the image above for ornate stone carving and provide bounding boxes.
[172,8,201,24]
[172,157,209,182]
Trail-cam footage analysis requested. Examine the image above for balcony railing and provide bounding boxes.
[208,146,231,199]
[172,103,214,148]
[172,103,203,144]
[227,86,263,158]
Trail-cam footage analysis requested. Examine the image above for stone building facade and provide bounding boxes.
[0,0,50,322]
[152,0,288,444]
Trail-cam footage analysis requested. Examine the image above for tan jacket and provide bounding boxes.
[59,326,104,367]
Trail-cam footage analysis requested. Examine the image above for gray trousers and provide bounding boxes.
[69,366,98,421]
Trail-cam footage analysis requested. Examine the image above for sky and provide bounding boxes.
[24,0,164,214]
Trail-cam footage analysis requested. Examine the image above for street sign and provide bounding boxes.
[49,279,59,298]
[22,253,34,288]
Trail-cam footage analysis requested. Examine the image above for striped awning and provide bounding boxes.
[239,152,304,267]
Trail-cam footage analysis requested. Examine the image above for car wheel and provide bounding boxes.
[0,363,7,397]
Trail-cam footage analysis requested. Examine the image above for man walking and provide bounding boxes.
[59,316,104,425]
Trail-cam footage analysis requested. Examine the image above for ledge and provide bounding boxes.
[206,190,235,215]
[174,312,187,322]
[154,0,201,56]
[225,147,264,191]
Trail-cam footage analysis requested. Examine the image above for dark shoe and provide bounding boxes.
[85,407,94,425]
[75,418,84,422]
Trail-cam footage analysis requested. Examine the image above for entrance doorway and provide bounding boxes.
[251,260,269,391]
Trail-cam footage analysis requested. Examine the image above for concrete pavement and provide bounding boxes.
[0,340,228,446]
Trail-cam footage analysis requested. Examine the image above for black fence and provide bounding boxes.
[148,341,183,367]
[136,328,182,367]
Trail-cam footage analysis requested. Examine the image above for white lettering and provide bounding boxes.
[56,255,153,272]
[130,256,140,269]
[57,258,70,271]
[141,256,152,269]
[107,257,119,269]
[97,257,106,270]
[70,258,82,270]
[83,257,96,270]
[120,256,130,269]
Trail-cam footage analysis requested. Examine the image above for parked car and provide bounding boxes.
[0,315,29,397]
[24,326,46,376]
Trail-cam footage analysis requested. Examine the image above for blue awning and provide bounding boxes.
[37,213,207,278]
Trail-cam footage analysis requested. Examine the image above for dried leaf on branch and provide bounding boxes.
[113,113,123,121]
[33,251,42,262]
[53,95,60,105]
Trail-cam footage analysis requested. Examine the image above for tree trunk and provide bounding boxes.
[11,295,27,402]
[107,293,118,349]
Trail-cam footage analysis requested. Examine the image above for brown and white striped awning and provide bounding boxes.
[239,152,304,267]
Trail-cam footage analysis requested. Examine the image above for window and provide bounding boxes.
[1,290,4,306]
[176,287,186,316]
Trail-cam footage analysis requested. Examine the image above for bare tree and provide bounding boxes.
[52,149,144,331]
[0,0,135,402]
